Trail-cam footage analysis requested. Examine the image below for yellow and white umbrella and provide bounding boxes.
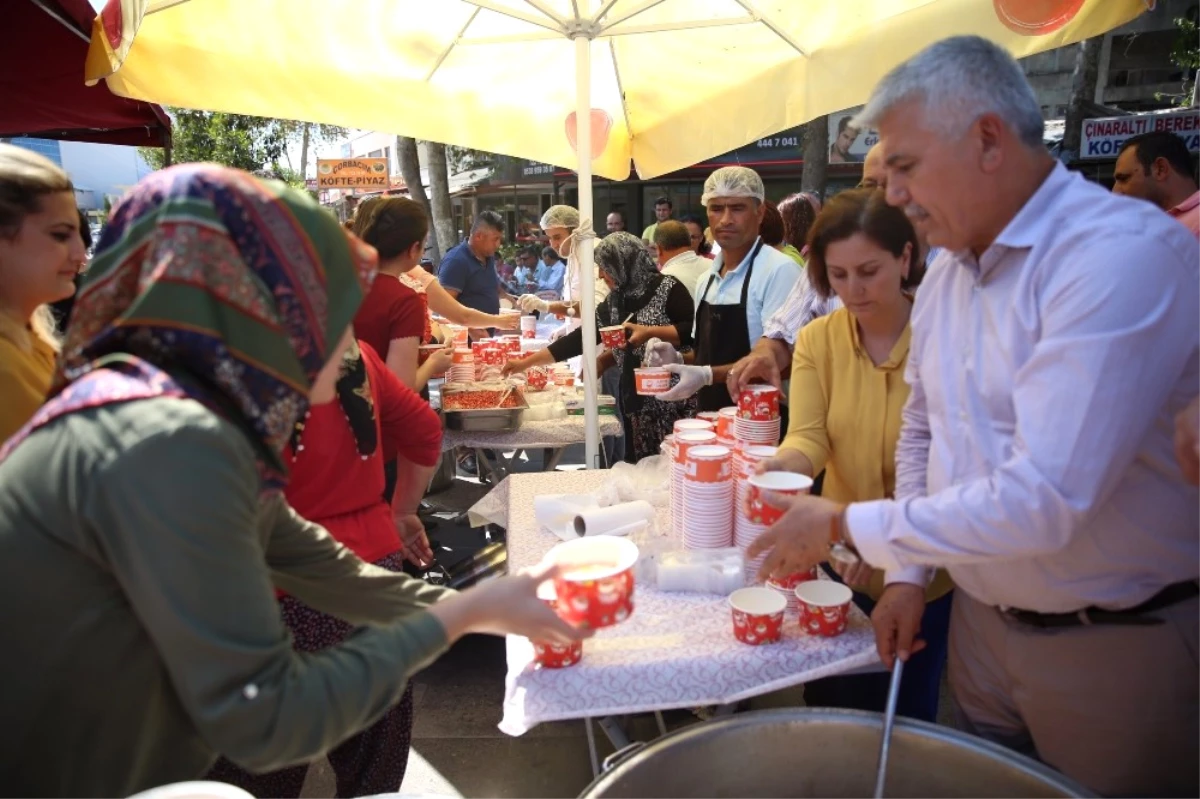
[86,0,1147,465]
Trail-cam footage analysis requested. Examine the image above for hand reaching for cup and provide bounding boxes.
[425,345,455,376]
[519,294,550,314]
[502,355,534,378]
[427,562,591,647]
[495,312,522,331]
[641,338,682,368]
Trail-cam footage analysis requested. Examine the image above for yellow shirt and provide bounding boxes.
[782,306,951,601]
[0,333,56,443]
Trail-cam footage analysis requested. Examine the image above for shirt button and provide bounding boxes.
[243,684,259,700]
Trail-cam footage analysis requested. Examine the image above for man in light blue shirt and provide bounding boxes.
[536,246,566,296]
[650,166,801,410]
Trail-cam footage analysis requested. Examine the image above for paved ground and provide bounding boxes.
[300,444,956,798]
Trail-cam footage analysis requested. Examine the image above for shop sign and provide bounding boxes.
[521,161,557,178]
[1081,109,1200,160]
[701,126,804,167]
[316,157,390,189]
[826,108,879,164]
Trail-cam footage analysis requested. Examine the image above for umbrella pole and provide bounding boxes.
[574,25,600,470]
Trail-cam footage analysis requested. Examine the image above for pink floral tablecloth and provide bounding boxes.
[498,470,880,736]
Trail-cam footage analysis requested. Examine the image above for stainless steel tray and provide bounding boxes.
[443,406,524,432]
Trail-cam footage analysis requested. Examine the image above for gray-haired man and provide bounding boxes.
[747,35,1198,796]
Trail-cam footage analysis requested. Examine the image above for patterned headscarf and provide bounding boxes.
[594,232,662,322]
[0,164,376,491]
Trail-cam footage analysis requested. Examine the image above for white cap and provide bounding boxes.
[701,166,765,207]
[540,204,579,230]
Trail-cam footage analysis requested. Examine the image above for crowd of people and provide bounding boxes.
[0,32,1196,799]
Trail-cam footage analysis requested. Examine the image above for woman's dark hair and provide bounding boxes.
[777,193,818,254]
[358,197,430,260]
[759,201,785,247]
[679,213,710,255]
[806,188,919,300]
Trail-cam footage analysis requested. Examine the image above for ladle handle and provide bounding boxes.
[873,658,905,799]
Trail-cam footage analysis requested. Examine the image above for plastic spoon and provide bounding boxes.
[873,658,904,798]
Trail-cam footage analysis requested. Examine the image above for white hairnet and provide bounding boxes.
[540,204,580,230]
[700,166,765,207]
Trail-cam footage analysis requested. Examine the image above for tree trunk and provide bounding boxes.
[299,124,310,182]
[800,116,828,197]
[1062,37,1103,163]
[396,136,439,262]
[426,142,457,263]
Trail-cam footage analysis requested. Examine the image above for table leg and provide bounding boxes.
[585,717,601,778]
[542,447,566,471]
[597,715,631,750]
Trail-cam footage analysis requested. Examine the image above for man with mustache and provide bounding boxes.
[747,36,1198,797]
[647,166,802,410]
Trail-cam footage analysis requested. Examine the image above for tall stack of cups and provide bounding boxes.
[716,406,738,449]
[733,444,779,580]
[672,421,715,540]
[449,347,475,384]
[734,385,782,444]
[682,444,734,548]
[445,324,469,348]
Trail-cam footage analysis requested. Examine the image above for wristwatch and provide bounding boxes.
[828,507,861,565]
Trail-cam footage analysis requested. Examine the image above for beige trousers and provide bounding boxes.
[949,590,1198,798]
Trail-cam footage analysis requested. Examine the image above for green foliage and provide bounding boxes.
[1167,15,1200,107]
[139,109,348,172]
[446,144,493,174]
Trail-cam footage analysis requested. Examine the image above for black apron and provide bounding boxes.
[693,239,765,412]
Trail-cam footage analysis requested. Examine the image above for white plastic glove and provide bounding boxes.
[519,294,550,314]
[655,363,712,402]
[642,338,683,368]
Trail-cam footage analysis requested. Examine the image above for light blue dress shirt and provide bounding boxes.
[691,237,803,344]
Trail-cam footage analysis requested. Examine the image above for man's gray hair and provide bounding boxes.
[852,35,1044,149]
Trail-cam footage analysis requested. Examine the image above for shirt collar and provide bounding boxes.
[1170,190,1200,216]
[845,299,913,371]
[663,250,697,270]
[710,236,763,279]
[992,162,1070,251]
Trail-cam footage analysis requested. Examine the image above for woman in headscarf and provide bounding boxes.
[504,231,697,462]
[0,165,584,797]
[0,143,86,442]
[207,334,441,797]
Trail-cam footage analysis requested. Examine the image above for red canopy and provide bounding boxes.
[2,0,170,147]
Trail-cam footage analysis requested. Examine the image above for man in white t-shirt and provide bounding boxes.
[654,220,710,301]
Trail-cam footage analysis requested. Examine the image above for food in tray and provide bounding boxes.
[441,381,525,411]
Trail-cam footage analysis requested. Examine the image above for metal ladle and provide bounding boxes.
[873,659,905,798]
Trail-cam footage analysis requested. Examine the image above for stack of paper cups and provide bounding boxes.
[717,406,738,449]
[448,347,475,384]
[672,426,716,540]
[734,444,779,581]
[734,385,782,445]
[682,444,734,549]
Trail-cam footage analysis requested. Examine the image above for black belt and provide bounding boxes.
[1004,580,1199,628]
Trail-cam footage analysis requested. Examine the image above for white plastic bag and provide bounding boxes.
[595,455,671,508]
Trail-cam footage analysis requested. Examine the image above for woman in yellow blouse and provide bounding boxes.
[761,188,952,723]
[0,144,85,442]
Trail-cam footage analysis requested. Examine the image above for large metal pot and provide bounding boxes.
[580,709,1093,798]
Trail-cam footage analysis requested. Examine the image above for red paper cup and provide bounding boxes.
[533,639,583,668]
[729,587,786,645]
[447,325,469,346]
[550,535,639,630]
[697,411,721,424]
[634,367,670,395]
[600,325,627,349]
[685,444,732,483]
[531,582,583,668]
[520,315,538,339]
[745,472,813,525]
[527,366,549,390]
[767,568,819,592]
[451,347,473,365]
[738,384,782,421]
[674,430,717,464]
[796,581,853,637]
